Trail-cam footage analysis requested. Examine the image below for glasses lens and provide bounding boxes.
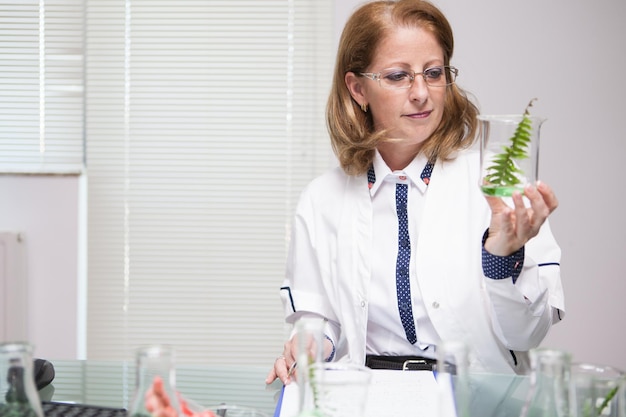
[379,69,413,89]
[374,66,457,89]
[423,66,456,87]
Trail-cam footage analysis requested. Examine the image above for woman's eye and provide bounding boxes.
[424,68,444,79]
[384,71,411,82]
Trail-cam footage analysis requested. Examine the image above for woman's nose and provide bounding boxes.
[408,76,429,103]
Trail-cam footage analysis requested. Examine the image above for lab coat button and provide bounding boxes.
[432,301,440,309]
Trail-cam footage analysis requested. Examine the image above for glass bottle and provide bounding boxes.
[519,348,572,417]
[128,345,181,417]
[0,342,44,417]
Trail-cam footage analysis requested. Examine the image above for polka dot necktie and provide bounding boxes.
[368,161,433,345]
[395,182,417,344]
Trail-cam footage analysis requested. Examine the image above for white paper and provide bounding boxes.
[278,370,448,417]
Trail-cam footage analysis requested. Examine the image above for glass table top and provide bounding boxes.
[42,360,535,417]
[43,360,281,416]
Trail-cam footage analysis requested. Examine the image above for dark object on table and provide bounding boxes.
[42,401,128,417]
[33,359,55,391]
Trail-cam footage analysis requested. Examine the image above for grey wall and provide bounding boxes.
[337,0,626,370]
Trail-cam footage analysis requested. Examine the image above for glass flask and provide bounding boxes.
[0,342,44,417]
[520,348,572,417]
[128,345,181,417]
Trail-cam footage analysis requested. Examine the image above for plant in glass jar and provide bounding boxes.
[479,98,544,196]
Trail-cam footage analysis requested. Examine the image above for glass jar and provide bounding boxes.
[128,345,181,417]
[0,342,44,417]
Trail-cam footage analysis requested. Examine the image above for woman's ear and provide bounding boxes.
[345,72,367,108]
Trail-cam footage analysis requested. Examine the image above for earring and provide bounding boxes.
[360,103,368,113]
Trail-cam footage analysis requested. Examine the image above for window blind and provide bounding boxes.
[0,0,84,174]
[86,0,335,365]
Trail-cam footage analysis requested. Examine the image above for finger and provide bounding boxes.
[272,355,292,385]
[536,181,559,212]
[484,194,508,214]
[265,367,278,385]
[512,191,532,235]
[523,185,551,231]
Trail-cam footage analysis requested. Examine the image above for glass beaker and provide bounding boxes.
[128,345,181,417]
[293,317,326,417]
[570,362,624,417]
[0,342,44,417]
[520,348,572,417]
[478,113,545,197]
[309,362,372,417]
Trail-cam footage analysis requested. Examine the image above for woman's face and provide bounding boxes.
[349,26,447,153]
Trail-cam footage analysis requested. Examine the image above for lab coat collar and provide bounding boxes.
[369,150,430,196]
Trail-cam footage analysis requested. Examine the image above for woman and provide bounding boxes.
[266,0,563,385]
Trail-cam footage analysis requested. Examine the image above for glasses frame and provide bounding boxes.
[360,65,458,89]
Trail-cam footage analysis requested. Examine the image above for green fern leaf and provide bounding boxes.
[484,98,537,189]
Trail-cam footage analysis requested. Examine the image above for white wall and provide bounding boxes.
[0,175,80,359]
[337,0,626,370]
[2,0,625,370]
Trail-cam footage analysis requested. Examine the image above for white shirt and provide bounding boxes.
[280,148,564,374]
[367,151,439,356]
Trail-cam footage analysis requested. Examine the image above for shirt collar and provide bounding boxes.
[368,150,431,196]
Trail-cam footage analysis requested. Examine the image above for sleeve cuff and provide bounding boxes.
[481,229,525,283]
[324,334,336,362]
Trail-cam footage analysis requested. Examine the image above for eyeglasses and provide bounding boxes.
[360,65,458,89]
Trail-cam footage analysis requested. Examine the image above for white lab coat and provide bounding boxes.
[280,149,564,374]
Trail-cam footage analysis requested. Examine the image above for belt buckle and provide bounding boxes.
[402,359,429,371]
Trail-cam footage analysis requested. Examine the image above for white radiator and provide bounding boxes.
[0,232,28,342]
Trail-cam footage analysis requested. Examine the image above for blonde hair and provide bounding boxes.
[326,0,479,175]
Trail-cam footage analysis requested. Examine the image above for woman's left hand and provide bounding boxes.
[484,181,558,256]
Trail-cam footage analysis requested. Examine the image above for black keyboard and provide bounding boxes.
[42,401,127,417]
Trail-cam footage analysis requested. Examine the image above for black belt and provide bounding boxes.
[365,355,437,371]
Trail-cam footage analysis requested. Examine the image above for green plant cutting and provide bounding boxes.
[587,385,619,417]
[482,98,537,196]
[297,360,324,417]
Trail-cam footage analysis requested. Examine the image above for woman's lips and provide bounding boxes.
[405,110,432,119]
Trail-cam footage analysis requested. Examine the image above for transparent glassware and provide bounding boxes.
[128,345,181,417]
[0,342,44,417]
[309,362,372,417]
[293,317,325,417]
[436,340,470,417]
[519,348,572,417]
[478,113,545,197]
[570,362,624,417]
